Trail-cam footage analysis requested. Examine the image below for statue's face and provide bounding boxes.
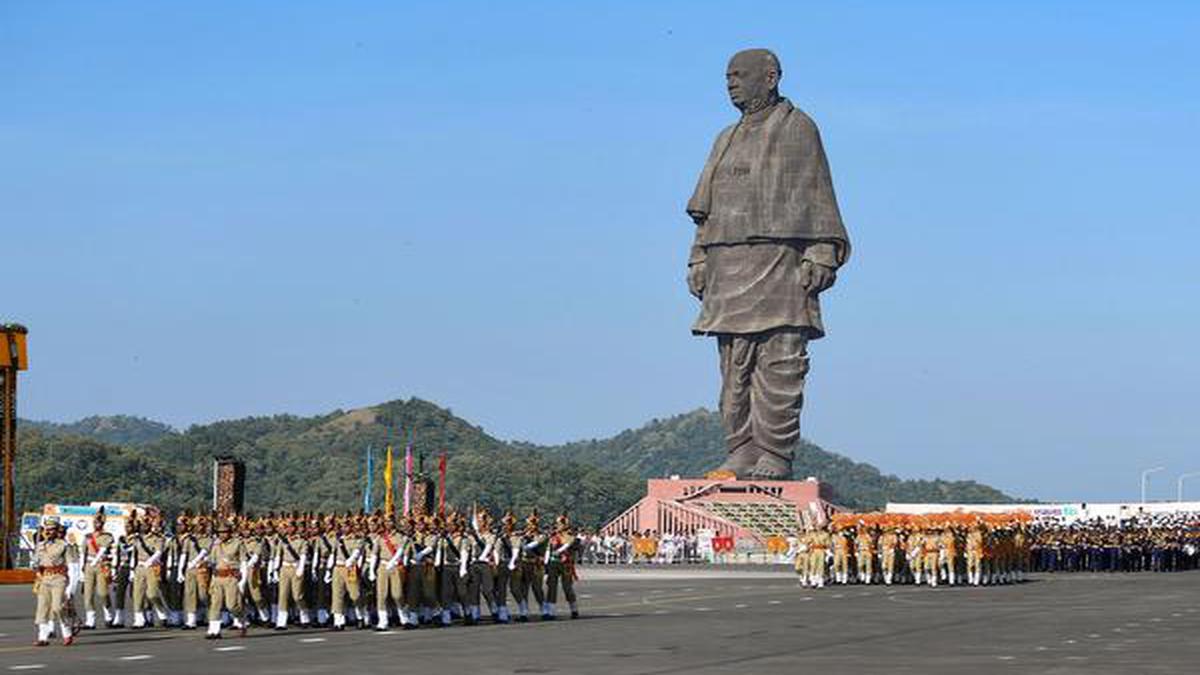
[726,51,778,113]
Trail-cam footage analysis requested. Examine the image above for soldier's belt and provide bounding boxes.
[215,568,239,578]
[37,565,68,577]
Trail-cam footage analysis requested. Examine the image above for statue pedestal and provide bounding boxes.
[601,476,841,542]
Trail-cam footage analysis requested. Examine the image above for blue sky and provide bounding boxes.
[3,2,1198,503]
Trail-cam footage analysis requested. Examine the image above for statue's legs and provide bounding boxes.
[716,329,808,479]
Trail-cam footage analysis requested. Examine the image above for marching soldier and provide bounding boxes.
[545,514,580,619]
[854,524,876,584]
[921,527,941,587]
[906,528,925,585]
[831,526,852,584]
[373,514,408,630]
[110,514,135,627]
[273,516,311,629]
[940,526,959,585]
[879,525,899,585]
[466,509,505,624]
[966,522,985,586]
[239,518,270,624]
[33,517,74,646]
[808,524,831,588]
[496,511,519,622]
[205,519,246,639]
[309,515,333,627]
[130,514,170,628]
[514,511,549,620]
[439,512,470,626]
[792,526,811,586]
[328,514,365,630]
[81,508,115,629]
[179,515,212,630]
[412,514,441,625]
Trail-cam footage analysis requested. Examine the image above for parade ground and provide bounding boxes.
[1,567,1198,674]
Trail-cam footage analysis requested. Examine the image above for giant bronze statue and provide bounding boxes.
[686,49,850,480]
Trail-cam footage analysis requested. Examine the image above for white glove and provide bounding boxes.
[368,566,377,582]
[323,569,332,583]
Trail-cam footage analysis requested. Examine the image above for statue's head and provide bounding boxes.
[726,48,781,114]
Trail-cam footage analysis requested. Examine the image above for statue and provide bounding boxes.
[686,49,851,480]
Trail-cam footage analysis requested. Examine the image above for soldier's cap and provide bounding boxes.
[42,516,61,527]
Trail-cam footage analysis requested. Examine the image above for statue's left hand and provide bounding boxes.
[802,259,837,293]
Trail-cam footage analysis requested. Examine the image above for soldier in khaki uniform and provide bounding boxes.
[831,527,852,584]
[792,527,811,586]
[966,523,985,586]
[33,517,74,646]
[130,515,170,628]
[328,515,365,630]
[808,526,831,588]
[941,527,959,585]
[921,527,942,587]
[544,514,580,619]
[515,512,549,621]
[854,525,876,584]
[308,516,333,627]
[438,512,470,626]
[879,527,900,585]
[81,509,115,629]
[205,520,246,639]
[273,518,310,629]
[906,530,924,585]
[240,518,270,624]
[371,515,408,629]
[466,509,505,624]
[409,514,441,625]
[496,511,519,623]
[179,515,212,629]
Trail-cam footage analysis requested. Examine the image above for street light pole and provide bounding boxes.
[1141,466,1165,504]
[1177,472,1200,502]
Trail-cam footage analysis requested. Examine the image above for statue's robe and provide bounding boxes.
[685,98,850,464]
[687,97,850,336]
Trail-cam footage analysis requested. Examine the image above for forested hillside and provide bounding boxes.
[14,399,1016,526]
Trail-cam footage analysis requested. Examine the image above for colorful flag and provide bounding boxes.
[384,445,394,515]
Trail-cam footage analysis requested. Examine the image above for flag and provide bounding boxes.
[384,445,394,515]
[438,451,447,516]
[363,445,374,512]
[403,437,413,517]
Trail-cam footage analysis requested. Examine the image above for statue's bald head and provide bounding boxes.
[726,48,782,115]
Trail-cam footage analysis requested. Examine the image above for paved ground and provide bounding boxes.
[2,567,1198,674]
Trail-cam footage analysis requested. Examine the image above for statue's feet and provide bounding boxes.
[747,451,792,481]
[709,444,763,480]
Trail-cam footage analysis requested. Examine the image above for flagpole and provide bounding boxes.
[438,451,447,516]
[363,445,373,512]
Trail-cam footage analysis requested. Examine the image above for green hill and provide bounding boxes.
[528,409,1015,510]
[13,399,642,527]
[12,400,1017,526]
[20,415,177,446]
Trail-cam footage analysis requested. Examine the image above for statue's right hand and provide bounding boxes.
[687,263,706,300]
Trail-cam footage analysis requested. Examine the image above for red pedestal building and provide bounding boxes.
[601,476,842,544]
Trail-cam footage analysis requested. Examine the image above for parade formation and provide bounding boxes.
[787,511,1200,588]
[29,507,581,647]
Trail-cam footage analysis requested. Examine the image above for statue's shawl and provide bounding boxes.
[687,98,851,264]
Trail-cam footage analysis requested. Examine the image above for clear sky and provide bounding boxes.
[4,2,1198,503]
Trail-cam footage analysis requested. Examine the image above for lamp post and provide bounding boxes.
[1177,472,1200,502]
[1140,466,1165,504]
